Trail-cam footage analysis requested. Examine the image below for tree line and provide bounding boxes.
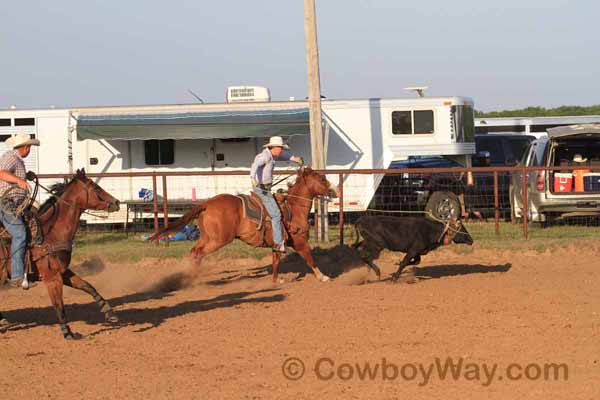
[475,105,600,118]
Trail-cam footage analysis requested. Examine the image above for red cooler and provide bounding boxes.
[553,173,573,193]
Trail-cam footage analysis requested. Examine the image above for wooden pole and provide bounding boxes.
[304,0,325,171]
[338,173,344,246]
[152,175,159,246]
[522,168,529,240]
[493,171,499,236]
[304,0,325,240]
[162,175,169,247]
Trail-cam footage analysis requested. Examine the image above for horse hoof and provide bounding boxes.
[64,332,83,340]
[105,312,119,324]
[320,275,331,282]
[294,272,307,281]
[391,274,400,283]
[0,318,10,333]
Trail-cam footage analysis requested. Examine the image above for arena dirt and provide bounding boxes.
[1,244,599,399]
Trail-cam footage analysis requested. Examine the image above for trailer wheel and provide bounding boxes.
[425,191,461,221]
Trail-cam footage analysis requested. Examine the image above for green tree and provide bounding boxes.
[476,105,600,118]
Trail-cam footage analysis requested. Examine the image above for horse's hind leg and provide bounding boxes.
[190,230,230,263]
[0,311,9,333]
[44,273,76,339]
[62,269,118,324]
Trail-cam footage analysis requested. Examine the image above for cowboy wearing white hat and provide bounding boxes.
[250,136,303,253]
[0,133,40,289]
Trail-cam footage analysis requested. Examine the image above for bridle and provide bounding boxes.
[37,177,114,219]
[281,170,335,209]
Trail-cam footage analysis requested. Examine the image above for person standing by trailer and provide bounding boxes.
[250,136,303,253]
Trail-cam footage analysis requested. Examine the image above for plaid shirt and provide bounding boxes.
[0,149,27,203]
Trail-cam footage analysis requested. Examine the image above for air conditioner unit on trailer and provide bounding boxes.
[226,86,271,103]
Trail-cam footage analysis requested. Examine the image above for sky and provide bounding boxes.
[0,0,598,111]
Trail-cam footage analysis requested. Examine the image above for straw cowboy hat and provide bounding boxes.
[263,136,289,149]
[573,154,588,163]
[6,133,40,149]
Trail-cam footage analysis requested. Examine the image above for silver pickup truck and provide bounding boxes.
[510,124,600,224]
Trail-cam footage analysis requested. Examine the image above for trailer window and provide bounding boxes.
[414,110,434,134]
[144,139,174,165]
[452,105,475,142]
[391,111,412,134]
[392,110,434,135]
[0,119,10,127]
[14,118,35,126]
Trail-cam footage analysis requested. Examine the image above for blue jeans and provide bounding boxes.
[0,208,27,281]
[253,188,283,245]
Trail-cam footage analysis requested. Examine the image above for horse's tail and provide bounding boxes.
[147,203,206,242]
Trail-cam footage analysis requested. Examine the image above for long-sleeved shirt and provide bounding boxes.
[250,148,292,185]
[0,149,27,203]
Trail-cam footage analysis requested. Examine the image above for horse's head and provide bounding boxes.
[296,167,339,199]
[68,168,120,212]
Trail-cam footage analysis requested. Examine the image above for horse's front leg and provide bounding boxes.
[62,269,118,324]
[271,251,284,284]
[44,273,76,339]
[292,241,330,282]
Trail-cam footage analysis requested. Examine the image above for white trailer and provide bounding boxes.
[1,95,475,222]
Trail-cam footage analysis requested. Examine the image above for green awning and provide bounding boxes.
[76,108,310,140]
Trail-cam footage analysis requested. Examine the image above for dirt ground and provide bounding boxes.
[1,243,599,400]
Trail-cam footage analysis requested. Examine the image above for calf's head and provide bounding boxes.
[448,219,474,246]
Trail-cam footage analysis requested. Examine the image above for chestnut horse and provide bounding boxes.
[150,167,339,282]
[0,169,121,339]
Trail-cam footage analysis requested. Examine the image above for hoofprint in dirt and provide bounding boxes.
[1,244,599,400]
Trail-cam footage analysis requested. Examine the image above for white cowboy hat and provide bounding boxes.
[6,133,40,149]
[263,136,289,149]
[573,154,588,163]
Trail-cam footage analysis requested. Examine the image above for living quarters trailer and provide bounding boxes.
[1,95,475,222]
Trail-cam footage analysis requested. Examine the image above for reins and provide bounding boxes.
[36,180,110,220]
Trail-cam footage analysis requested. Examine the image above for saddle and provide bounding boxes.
[0,209,45,284]
[237,192,292,238]
[0,209,44,245]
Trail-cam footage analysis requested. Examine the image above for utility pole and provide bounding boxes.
[304,0,327,241]
[304,0,325,170]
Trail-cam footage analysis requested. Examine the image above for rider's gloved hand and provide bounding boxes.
[294,156,304,165]
[251,178,259,188]
[25,171,37,181]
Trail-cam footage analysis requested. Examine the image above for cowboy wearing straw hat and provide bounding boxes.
[250,136,303,253]
[0,133,40,289]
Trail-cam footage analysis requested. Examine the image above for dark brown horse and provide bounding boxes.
[0,169,121,339]
[150,167,339,282]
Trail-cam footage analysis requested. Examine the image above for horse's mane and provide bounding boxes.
[38,179,74,214]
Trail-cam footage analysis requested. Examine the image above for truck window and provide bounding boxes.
[530,141,548,166]
[476,137,504,165]
[506,138,532,163]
